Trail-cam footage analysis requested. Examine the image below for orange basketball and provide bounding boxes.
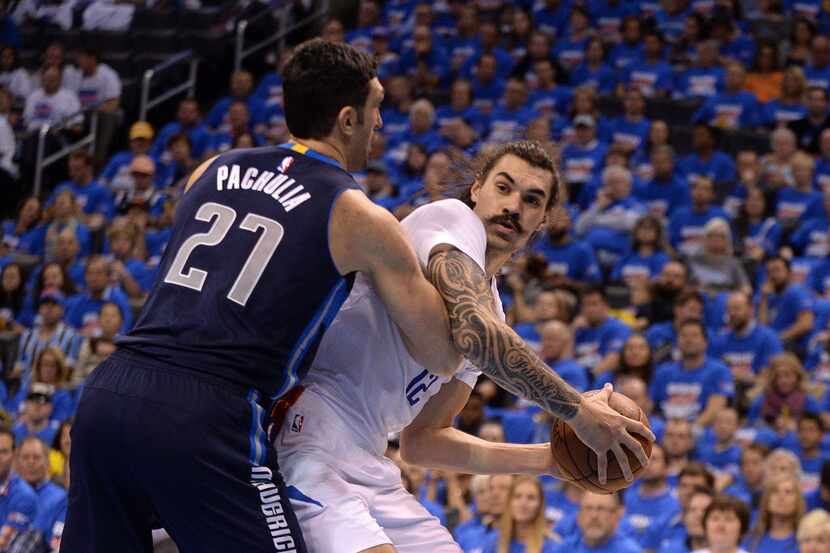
[550,391,653,494]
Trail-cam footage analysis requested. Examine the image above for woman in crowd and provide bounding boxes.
[483,476,559,553]
[617,333,655,384]
[632,120,671,181]
[723,444,768,512]
[699,494,752,553]
[734,187,781,268]
[797,509,830,553]
[0,263,25,332]
[29,346,75,423]
[2,196,45,256]
[784,17,816,66]
[688,218,751,295]
[611,214,671,286]
[762,66,807,128]
[49,419,71,482]
[747,353,820,425]
[74,302,122,387]
[744,474,803,553]
[745,42,783,105]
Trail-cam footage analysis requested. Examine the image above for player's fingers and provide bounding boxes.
[612,443,634,482]
[625,418,656,443]
[596,382,613,402]
[596,447,608,485]
[621,431,650,468]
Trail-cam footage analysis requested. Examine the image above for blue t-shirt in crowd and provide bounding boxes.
[634,174,689,218]
[808,259,830,297]
[205,95,266,132]
[151,122,212,159]
[253,72,284,108]
[12,420,60,447]
[650,357,734,421]
[528,85,573,116]
[622,487,681,548]
[611,251,670,282]
[761,100,807,128]
[486,104,540,144]
[669,205,733,256]
[604,116,651,154]
[742,533,798,553]
[678,151,737,186]
[792,216,830,259]
[675,67,724,99]
[759,283,814,345]
[569,62,618,95]
[693,91,761,128]
[482,534,560,553]
[534,237,602,284]
[470,77,506,114]
[561,140,608,186]
[0,475,37,536]
[552,533,640,553]
[1,221,45,257]
[48,180,113,218]
[64,286,133,334]
[709,323,783,376]
[622,60,674,97]
[31,480,66,535]
[553,36,590,71]
[609,42,643,71]
[695,441,742,476]
[574,316,631,369]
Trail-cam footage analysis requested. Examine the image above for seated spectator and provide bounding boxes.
[711,291,783,392]
[761,128,800,194]
[575,165,645,269]
[48,150,112,232]
[454,475,495,551]
[745,42,783,105]
[436,79,486,140]
[156,132,198,191]
[151,98,211,160]
[790,413,828,491]
[623,445,681,547]
[481,476,559,553]
[791,188,830,261]
[805,35,830,90]
[788,87,830,154]
[532,207,601,289]
[43,190,92,260]
[742,474,802,553]
[723,444,767,510]
[387,99,444,168]
[0,46,30,101]
[815,129,830,192]
[795,509,830,553]
[758,256,815,354]
[688,218,751,295]
[638,260,690,326]
[527,59,572,118]
[32,42,80,92]
[512,288,560,348]
[48,420,70,482]
[64,256,132,336]
[28,347,74,423]
[697,495,752,553]
[650,319,734,426]
[532,0,569,40]
[368,28,399,81]
[205,70,265,133]
[552,491,639,553]
[397,25,450,96]
[696,407,742,479]
[611,214,671,287]
[106,224,150,299]
[22,66,80,132]
[208,101,265,155]
[679,124,737,190]
[320,17,345,43]
[665,423,706,486]
[609,17,643,72]
[100,121,157,192]
[486,77,539,145]
[693,61,761,130]
[2,196,46,257]
[676,40,725,101]
[569,38,616,96]
[777,152,823,231]
[605,87,650,157]
[552,7,592,72]
[538,320,589,392]
[12,383,60,446]
[655,485,713,553]
[747,352,820,425]
[573,286,631,381]
[0,262,24,331]
[73,47,120,112]
[0,427,36,550]
[647,290,705,365]
[112,155,166,221]
[784,17,815,66]
[761,66,807,128]
[74,302,120,387]
[734,187,781,267]
[620,31,673,98]
[635,145,688,218]
[670,177,732,257]
[14,289,79,395]
[15,436,65,538]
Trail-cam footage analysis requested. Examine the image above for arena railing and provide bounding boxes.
[234,0,330,72]
[139,49,200,122]
[33,103,101,198]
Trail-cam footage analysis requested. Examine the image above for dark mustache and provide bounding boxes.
[489,213,523,234]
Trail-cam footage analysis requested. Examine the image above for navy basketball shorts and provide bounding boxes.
[61,349,308,553]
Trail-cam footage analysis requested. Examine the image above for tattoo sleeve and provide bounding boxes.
[427,248,582,420]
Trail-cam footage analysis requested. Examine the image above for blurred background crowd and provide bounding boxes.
[3,0,830,552]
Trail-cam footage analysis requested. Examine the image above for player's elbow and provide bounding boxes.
[399,428,428,466]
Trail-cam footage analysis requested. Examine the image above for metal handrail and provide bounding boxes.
[234,0,330,72]
[139,49,200,121]
[33,108,99,197]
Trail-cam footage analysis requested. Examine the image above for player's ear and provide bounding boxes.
[470,177,483,204]
[337,106,357,137]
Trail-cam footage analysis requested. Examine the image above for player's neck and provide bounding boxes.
[484,247,511,278]
[291,138,347,169]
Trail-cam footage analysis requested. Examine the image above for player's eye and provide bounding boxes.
[496,183,509,193]
[525,196,541,207]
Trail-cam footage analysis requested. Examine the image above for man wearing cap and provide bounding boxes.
[12,383,61,446]
[560,114,609,195]
[0,427,38,552]
[16,436,66,540]
[100,121,160,192]
[14,289,79,395]
[47,150,113,231]
[151,98,212,160]
[112,155,166,219]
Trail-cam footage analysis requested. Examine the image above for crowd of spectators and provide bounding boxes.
[4,0,830,552]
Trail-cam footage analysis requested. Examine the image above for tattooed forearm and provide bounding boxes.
[427,248,582,420]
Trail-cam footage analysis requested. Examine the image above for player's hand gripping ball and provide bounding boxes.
[550,390,652,494]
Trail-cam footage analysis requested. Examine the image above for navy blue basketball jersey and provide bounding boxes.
[119,143,359,400]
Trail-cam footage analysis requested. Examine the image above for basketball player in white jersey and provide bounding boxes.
[274,141,654,553]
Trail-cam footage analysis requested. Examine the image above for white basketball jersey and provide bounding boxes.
[302,199,505,456]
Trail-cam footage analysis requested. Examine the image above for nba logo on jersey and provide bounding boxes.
[291,414,304,433]
[278,156,294,174]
